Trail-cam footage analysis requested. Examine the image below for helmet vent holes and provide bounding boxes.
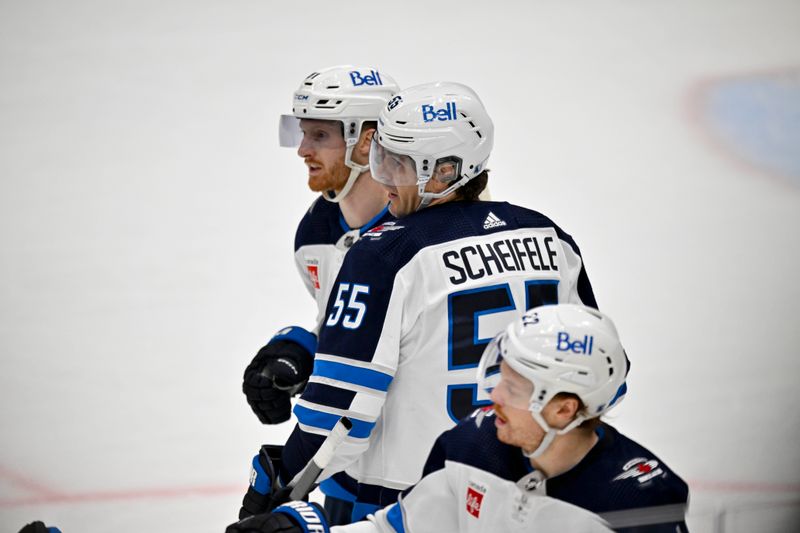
[458,111,483,138]
[608,367,614,376]
[385,133,413,143]
[396,120,407,125]
[314,99,338,110]
[326,85,340,89]
[537,390,547,401]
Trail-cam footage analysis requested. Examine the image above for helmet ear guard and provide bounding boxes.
[432,157,462,184]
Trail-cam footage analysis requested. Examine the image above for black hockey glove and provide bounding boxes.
[239,444,297,519]
[17,522,61,533]
[228,501,330,533]
[243,332,315,424]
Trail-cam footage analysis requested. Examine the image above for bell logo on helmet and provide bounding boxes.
[422,102,457,122]
[349,69,383,87]
[556,332,594,355]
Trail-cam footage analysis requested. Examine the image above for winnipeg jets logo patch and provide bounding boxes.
[364,221,404,239]
[466,481,486,518]
[613,457,664,484]
[483,211,506,229]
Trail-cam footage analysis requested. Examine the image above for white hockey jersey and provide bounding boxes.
[331,411,688,532]
[293,197,393,334]
[281,201,599,519]
[332,465,610,533]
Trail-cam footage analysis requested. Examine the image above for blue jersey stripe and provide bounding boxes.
[386,503,406,533]
[313,360,393,392]
[294,404,376,438]
[352,502,381,523]
[320,477,356,502]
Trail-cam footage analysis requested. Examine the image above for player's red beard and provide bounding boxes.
[493,404,508,423]
[305,157,350,193]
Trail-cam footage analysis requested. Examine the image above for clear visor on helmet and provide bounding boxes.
[477,333,535,410]
[369,137,420,187]
[279,115,303,147]
[280,116,349,152]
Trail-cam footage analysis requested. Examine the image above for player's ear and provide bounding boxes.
[355,127,375,157]
[552,396,581,426]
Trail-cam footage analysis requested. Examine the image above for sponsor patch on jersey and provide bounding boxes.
[613,457,664,484]
[363,221,404,239]
[305,260,320,289]
[466,481,487,518]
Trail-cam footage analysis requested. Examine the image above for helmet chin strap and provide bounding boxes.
[523,409,586,459]
[323,145,368,203]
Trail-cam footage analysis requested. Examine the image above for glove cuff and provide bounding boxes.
[273,501,330,533]
[250,454,272,495]
[270,326,317,358]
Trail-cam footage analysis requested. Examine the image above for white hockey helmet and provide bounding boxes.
[369,82,493,209]
[279,65,400,202]
[477,304,628,457]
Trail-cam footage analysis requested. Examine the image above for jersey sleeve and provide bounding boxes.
[545,224,597,309]
[281,242,404,482]
[331,468,459,533]
[293,249,317,300]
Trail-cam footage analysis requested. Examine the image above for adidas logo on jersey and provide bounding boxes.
[483,212,507,229]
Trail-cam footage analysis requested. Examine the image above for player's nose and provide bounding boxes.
[297,137,313,158]
[489,386,502,405]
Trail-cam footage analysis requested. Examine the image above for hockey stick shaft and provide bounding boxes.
[289,416,353,501]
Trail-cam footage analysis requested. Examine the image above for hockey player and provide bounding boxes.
[228,305,687,532]
[237,82,603,524]
[242,66,398,425]
[240,66,399,524]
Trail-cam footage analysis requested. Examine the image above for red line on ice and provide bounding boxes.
[0,483,244,507]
